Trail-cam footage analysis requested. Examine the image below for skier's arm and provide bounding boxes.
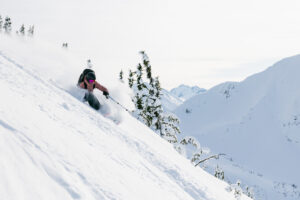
[78,80,94,92]
[95,81,109,93]
[78,82,85,89]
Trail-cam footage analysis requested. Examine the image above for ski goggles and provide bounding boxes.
[88,79,95,83]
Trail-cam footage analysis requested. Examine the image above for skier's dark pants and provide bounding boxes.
[84,92,101,110]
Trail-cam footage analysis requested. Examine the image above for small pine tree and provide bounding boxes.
[245,186,254,199]
[233,181,243,200]
[214,165,225,180]
[226,180,243,200]
[87,59,93,68]
[141,51,153,86]
[62,43,68,48]
[128,70,135,88]
[191,151,202,163]
[136,64,144,90]
[19,24,25,35]
[28,25,34,36]
[160,114,180,143]
[119,70,124,82]
[3,17,12,33]
[180,137,200,148]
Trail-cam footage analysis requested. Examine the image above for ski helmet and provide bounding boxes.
[85,72,96,81]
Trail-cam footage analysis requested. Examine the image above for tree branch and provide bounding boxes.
[194,153,226,167]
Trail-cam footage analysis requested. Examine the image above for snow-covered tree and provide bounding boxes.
[127,51,181,144]
[177,136,207,163]
[156,103,181,143]
[132,60,150,126]
[245,186,255,199]
[233,181,243,200]
[28,25,34,36]
[226,179,255,199]
[62,43,68,48]
[226,180,244,200]
[214,165,225,180]
[87,59,93,68]
[19,24,25,35]
[148,76,163,133]
[128,52,150,126]
[119,70,124,82]
[3,17,12,33]
[128,70,135,88]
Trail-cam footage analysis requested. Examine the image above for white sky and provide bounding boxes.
[2,0,300,89]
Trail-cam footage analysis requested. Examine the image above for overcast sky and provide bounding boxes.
[2,0,300,89]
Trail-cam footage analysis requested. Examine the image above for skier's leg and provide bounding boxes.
[85,92,101,110]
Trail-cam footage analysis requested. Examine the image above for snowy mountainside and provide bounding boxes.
[0,36,251,200]
[161,88,184,111]
[170,84,206,101]
[175,55,300,200]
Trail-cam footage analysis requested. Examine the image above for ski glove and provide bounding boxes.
[103,91,109,99]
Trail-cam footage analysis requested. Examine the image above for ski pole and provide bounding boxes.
[108,96,132,113]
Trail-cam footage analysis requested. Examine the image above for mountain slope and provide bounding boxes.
[175,55,300,200]
[0,37,250,200]
[161,88,184,111]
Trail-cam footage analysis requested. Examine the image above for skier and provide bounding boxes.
[77,69,109,110]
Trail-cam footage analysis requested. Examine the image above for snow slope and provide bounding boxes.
[161,88,184,111]
[0,36,250,200]
[175,55,300,200]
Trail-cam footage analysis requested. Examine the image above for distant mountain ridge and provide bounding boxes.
[160,85,206,111]
[170,84,206,101]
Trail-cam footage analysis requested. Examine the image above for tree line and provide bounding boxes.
[0,15,34,36]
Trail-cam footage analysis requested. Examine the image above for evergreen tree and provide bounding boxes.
[127,51,181,144]
[3,17,12,33]
[160,114,180,143]
[135,53,162,132]
[245,186,255,199]
[87,59,93,68]
[233,181,243,200]
[62,43,68,48]
[119,70,124,82]
[141,51,153,86]
[19,24,25,35]
[28,25,34,36]
[175,136,213,164]
[227,180,243,200]
[214,165,225,180]
[128,70,135,88]
[133,61,149,126]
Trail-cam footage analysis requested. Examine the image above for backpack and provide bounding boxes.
[78,69,95,85]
